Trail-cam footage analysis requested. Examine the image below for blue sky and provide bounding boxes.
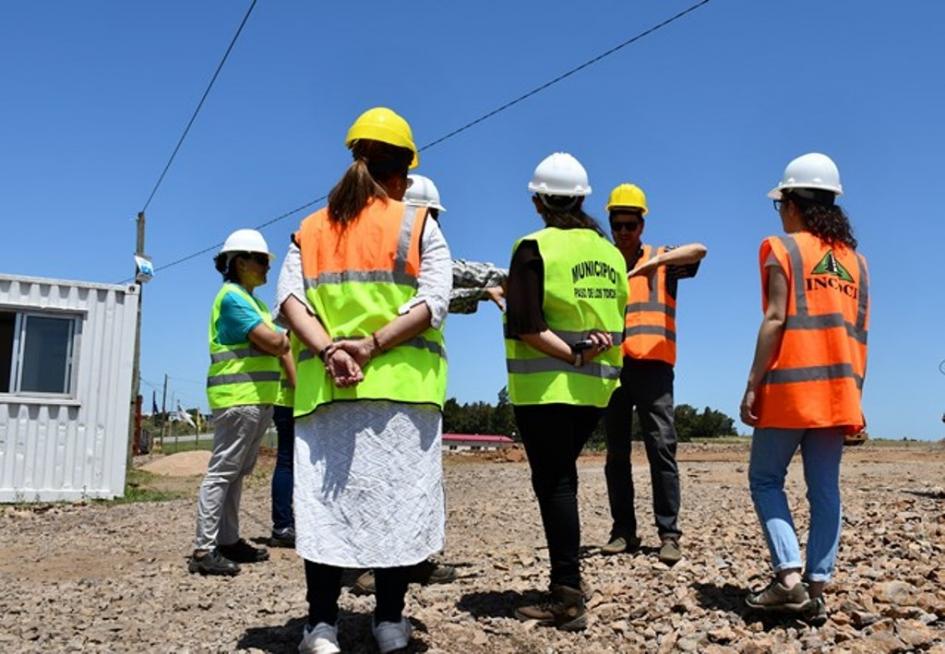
[2,1,943,438]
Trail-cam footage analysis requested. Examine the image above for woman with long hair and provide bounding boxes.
[740,153,869,623]
[505,153,627,631]
[277,107,451,654]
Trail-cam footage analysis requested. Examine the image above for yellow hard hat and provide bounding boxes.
[606,183,648,215]
[345,107,419,169]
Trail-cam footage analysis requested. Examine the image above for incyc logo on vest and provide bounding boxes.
[805,250,858,298]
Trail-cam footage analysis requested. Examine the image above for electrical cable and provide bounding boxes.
[124,0,711,282]
[141,0,258,213]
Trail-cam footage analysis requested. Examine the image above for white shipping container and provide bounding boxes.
[0,274,139,502]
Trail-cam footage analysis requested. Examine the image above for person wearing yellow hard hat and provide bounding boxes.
[347,172,508,600]
[600,183,707,565]
[276,107,451,654]
[190,229,290,577]
[506,153,628,631]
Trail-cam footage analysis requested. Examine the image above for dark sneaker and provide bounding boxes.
[804,595,828,626]
[409,558,457,585]
[353,559,457,595]
[188,549,240,576]
[269,526,296,548]
[352,570,376,596]
[515,584,587,631]
[600,535,642,555]
[658,537,682,565]
[745,579,811,613]
[218,539,270,563]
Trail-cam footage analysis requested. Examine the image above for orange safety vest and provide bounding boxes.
[755,232,869,432]
[622,245,676,365]
[293,198,447,414]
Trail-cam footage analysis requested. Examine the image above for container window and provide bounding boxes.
[0,311,81,398]
[20,315,76,393]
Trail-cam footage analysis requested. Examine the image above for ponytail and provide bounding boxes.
[327,140,413,225]
[327,158,388,225]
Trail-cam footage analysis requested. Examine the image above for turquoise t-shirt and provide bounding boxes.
[216,289,264,345]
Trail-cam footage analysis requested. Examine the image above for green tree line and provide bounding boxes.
[443,387,736,442]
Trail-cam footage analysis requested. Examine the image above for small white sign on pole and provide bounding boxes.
[134,255,154,284]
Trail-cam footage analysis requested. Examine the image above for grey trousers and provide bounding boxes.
[194,404,273,551]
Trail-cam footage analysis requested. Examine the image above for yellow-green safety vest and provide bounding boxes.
[294,204,447,418]
[505,227,628,408]
[206,283,281,409]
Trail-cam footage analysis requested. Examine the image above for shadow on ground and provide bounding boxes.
[238,614,429,653]
[693,582,812,631]
[904,489,945,500]
[456,589,546,620]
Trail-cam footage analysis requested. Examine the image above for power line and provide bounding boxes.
[418,0,712,152]
[139,196,324,279]
[141,0,259,213]
[129,0,712,281]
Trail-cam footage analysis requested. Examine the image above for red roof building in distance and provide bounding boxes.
[442,433,514,451]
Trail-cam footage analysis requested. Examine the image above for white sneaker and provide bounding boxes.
[298,622,340,654]
[372,618,412,653]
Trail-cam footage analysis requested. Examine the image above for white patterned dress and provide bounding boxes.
[274,217,452,567]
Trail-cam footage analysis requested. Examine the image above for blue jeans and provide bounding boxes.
[271,405,295,531]
[748,427,844,582]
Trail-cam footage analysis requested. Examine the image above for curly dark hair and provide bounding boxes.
[214,252,242,283]
[534,195,605,237]
[785,189,857,250]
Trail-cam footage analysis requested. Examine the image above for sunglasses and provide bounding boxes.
[772,199,783,212]
[611,220,642,232]
[242,252,270,266]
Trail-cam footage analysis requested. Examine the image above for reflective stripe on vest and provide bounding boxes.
[622,245,677,365]
[755,233,869,431]
[294,200,447,416]
[504,227,628,408]
[206,284,281,409]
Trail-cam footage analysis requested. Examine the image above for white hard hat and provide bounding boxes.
[404,174,446,212]
[768,152,843,200]
[528,152,592,197]
[220,229,274,260]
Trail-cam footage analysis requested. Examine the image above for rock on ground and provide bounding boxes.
[1,443,944,652]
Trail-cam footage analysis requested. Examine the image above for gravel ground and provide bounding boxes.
[1,442,944,653]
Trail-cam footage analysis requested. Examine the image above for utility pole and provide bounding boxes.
[161,373,169,449]
[128,211,146,467]
[161,373,168,422]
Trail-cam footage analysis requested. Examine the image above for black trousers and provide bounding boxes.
[604,357,681,539]
[515,403,602,590]
[304,560,409,626]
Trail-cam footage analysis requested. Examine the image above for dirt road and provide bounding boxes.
[1,443,943,652]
